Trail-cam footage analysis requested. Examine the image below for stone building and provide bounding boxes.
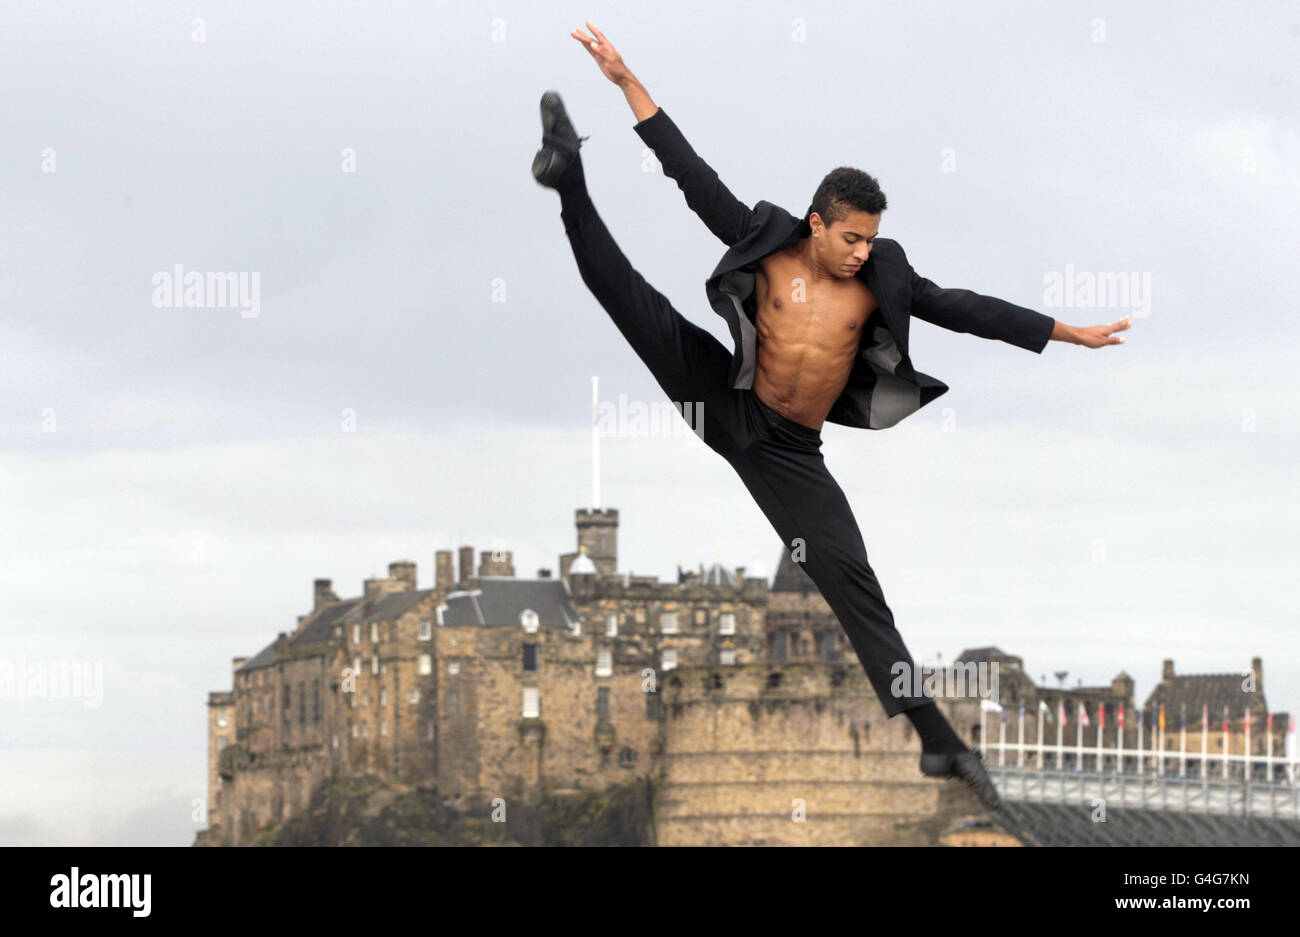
[200,505,1289,845]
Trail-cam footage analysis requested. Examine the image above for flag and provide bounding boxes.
[1202,703,1208,731]
[1158,703,1165,731]
[1079,702,1090,727]
[1019,701,1026,721]
[1137,708,1143,728]
[1118,703,1125,729]
[1222,705,1229,733]
[1099,703,1106,729]
[1059,700,1067,726]
[1001,705,1007,723]
[1244,707,1251,732]
[1180,703,1186,728]
[980,699,1003,713]
[1040,699,1052,721]
[1267,710,1273,730]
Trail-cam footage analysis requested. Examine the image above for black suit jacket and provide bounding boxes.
[632,107,1056,430]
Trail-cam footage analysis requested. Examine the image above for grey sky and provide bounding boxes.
[1,1,1297,844]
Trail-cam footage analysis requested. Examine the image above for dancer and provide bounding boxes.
[534,21,1131,810]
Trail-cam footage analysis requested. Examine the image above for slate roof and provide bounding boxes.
[440,577,580,628]
[1145,671,1269,718]
[771,546,817,592]
[237,638,278,673]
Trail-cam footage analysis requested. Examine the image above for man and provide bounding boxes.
[533,21,1131,810]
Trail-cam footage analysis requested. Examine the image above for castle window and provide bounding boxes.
[409,689,420,704]
[380,721,387,737]
[447,688,461,716]
[418,654,432,676]
[419,619,432,641]
[719,649,736,666]
[645,692,661,720]
[662,648,678,671]
[521,609,539,633]
[353,657,361,682]
[217,736,227,751]
[597,687,610,718]
[660,612,678,634]
[361,721,369,738]
[619,747,637,767]
[380,687,388,707]
[352,624,361,645]
[218,712,227,728]
[818,631,837,662]
[352,722,359,739]
[523,643,538,671]
[523,687,540,718]
[371,622,379,644]
[371,655,379,675]
[282,683,291,724]
[605,614,618,637]
[770,632,788,663]
[313,679,321,724]
[720,613,735,635]
[447,661,459,676]
[596,649,612,678]
[332,735,338,749]
[694,608,706,625]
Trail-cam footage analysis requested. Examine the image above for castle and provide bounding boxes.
[201,506,1289,846]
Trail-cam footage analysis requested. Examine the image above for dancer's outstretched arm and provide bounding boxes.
[571,21,756,246]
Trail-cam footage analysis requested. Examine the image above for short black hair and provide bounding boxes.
[807,167,887,227]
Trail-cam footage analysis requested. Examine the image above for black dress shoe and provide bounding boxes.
[532,90,590,188]
[920,748,1002,809]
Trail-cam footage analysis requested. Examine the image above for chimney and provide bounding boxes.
[1162,659,1175,682]
[436,551,455,591]
[537,568,552,578]
[1251,656,1263,692]
[458,545,477,591]
[313,578,337,611]
[364,577,385,600]
[389,560,417,591]
[480,549,515,578]
[232,657,247,681]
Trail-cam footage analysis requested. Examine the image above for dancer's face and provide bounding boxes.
[810,209,880,277]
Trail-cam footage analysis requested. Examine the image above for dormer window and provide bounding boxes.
[660,611,678,634]
[720,612,735,635]
[605,614,618,637]
[521,609,539,633]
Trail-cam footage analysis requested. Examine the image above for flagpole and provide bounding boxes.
[1201,704,1209,789]
[1179,705,1187,778]
[1222,706,1230,781]
[999,707,1007,767]
[1076,703,1083,772]
[1057,700,1064,771]
[1245,706,1252,785]
[1137,710,1144,777]
[1036,702,1044,771]
[1017,702,1025,768]
[1266,710,1273,785]
[1117,703,1124,774]
[1096,703,1104,773]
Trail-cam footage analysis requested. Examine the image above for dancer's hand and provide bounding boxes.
[571,21,634,86]
[1070,315,1132,348]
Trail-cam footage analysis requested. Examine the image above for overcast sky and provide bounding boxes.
[1,1,1297,845]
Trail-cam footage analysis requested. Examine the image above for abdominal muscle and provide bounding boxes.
[751,248,878,430]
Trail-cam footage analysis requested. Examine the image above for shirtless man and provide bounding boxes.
[532,22,1130,812]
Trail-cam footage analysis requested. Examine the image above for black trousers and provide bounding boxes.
[560,188,929,718]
